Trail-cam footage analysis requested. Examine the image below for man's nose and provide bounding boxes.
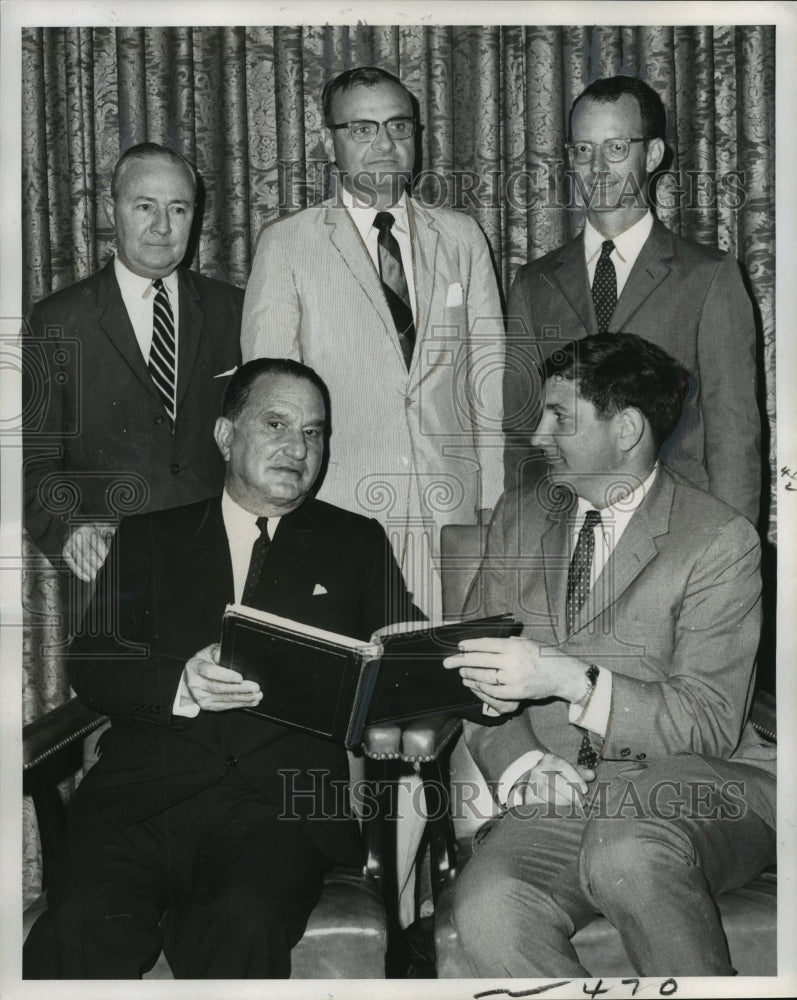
[282,430,307,459]
[150,206,171,235]
[371,124,397,153]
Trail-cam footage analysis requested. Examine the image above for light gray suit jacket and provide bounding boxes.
[463,466,775,829]
[505,219,761,524]
[241,198,505,603]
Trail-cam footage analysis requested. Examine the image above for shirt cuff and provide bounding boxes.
[568,667,612,737]
[172,671,200,719]
[496,750,544,807]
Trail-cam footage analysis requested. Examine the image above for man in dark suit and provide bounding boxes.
[23,358,420,979]
[22,142,243,586]
[444,334,775,977]
[505,75,760,524]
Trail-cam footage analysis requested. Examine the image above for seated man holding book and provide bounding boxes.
[23,358,422,979]
[443,333,776,977]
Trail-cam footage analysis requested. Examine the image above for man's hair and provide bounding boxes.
[569,75,667,143]
[221,358,331,429]
[111,142,198,200]
[321,67,413,125]
[543,333,688,452]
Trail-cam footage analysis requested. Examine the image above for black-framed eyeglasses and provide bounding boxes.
[565,138,648,164]
[329,117,416,143]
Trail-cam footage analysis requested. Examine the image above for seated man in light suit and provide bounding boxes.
[444,333,775,976]
[23,358,420,979]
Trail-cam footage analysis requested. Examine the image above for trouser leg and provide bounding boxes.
[450,804,599,977]
[580,757,777,976]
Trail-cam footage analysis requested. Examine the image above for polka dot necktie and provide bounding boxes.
[242,516,270,607]
[591,240,617,334]
[566,509,602,768]
[373,211,416,369]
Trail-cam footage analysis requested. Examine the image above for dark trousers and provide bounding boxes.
[23,772,333,979]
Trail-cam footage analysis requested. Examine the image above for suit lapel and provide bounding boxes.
[406,198,439,366]
[96,258,161,399]
[248,503,311,614]
[551,236,597,336]
[578,470,674,632]
[540,501,573,645]
[190,498,235,621]
[322,203,406,368]
[176,269,204,411]
[611,219,673,331]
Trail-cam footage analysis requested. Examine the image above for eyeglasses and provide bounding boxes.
[566,138,648,164]
[329,117,416,143]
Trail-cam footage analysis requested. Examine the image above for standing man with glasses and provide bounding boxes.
[241,66,505,621]
[505,75,760,525]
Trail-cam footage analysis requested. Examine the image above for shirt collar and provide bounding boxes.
[340,186,409,243]
[114,254,179,299]
[575,463,659,528]
[584,210,654,266]
[221,489,281,540]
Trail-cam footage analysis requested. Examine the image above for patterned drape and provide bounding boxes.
[20,23,776,901]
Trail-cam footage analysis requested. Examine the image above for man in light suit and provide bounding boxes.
[241,66,505,616]
[23,358,420,978]
[23,142,243,587]
[444,333,775,977]
[505,75,760,524]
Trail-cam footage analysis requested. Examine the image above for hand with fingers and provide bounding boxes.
[443,635,588,707]
[181,643,263,713]
[62,522,117,582]
[507,752,595,809]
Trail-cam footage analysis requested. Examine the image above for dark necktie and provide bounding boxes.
[373,211,416,368]
[242,516,270,606]
[591,239,617,334]
[565,509,602,769]
[149,278,177,422]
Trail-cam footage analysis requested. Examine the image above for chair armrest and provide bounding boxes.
[750,688,776,743]
[24,698,108,770]
[399,715,462,763]
[361,723,402,760]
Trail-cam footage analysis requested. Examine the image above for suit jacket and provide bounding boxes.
[505,219,760,523]
[66,496,421,867]
[463,466,775,830]
[22,258,243,559]
[240,198,505,597]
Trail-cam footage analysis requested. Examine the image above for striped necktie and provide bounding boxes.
[373,211,416,369]
[149,278,176,422]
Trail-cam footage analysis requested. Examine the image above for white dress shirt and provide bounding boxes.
[584,210,654,298]
[114,256,180,364]
[340,187,418,321]
[173,491,281,717]
[497,465,659,805]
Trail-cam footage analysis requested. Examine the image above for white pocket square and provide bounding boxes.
[445,282,464,307]
[313,584,328,596]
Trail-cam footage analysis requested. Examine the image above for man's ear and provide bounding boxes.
[617,407,645,454]
[214,416,233,461]
[101,194,116,229]
[321,127,336,165]
[646,137,665,174]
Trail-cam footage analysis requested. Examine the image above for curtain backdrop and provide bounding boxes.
[19,23,776,901]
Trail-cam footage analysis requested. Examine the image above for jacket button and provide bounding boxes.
[636,752,647,760]
[154,414,165,425]
[226,755,238,768]
[620,747,631,757]
[170,463,181,474]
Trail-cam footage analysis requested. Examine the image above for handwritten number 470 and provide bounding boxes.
[582,980,677,998]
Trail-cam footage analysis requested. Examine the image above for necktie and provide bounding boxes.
[242,516,270,606]
[149,278,176,422]
[591,240,617,334]
[565,509,602,769]
[373,211,416,368]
